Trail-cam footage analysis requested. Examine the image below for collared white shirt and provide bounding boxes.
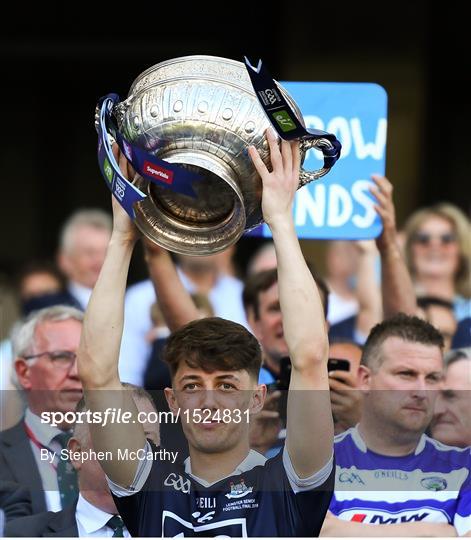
[68,282,93,310]
[24,408,64,511]
[76,494,130,537]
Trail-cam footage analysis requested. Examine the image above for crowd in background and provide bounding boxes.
[0,173,470,536]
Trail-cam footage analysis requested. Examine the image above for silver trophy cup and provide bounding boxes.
[112,55,335,255]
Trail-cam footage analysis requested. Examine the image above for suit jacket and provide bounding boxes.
[0,481,32,521]
[4,502,78,537]
[328,315,356,343]
[0,421,47,514]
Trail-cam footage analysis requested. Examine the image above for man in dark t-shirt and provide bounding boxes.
[110,440,333,537]
[78,133,334,537]
[110,443,333,537]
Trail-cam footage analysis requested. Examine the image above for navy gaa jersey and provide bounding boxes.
[330,427,471,535]
[109,441,334,537]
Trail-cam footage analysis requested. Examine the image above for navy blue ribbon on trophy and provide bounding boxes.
[97,96,146,218]
[244,58,342,168]
[97,94,201,218]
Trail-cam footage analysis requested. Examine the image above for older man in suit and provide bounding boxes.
[5,385,159,537]
[0,305,83,513]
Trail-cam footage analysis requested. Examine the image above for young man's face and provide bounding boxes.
[249,282,288,365]
[165,365,265,454]
[359,337,443,436]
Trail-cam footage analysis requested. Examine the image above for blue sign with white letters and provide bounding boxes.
[250,82,387,239]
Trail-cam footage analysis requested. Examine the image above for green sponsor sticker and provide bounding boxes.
[272,110,297,132]
[104,157,113,183]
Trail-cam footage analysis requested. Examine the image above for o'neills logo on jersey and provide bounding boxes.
[143,161,174,185]
[225,478,253,499]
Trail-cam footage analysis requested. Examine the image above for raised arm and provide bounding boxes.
[78,147,146,487]
[355,240,382,338]
[249,129,333,477]
[143,242,200,332]
[371,175,417,318]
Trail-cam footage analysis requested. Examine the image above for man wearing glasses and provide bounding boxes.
[0,306,83,514]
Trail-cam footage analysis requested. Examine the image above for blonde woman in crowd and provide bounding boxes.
[403,203,471,321]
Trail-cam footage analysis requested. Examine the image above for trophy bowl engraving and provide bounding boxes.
[114,55,328,255]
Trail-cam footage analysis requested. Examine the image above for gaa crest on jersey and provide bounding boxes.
[164,473,191,494]
[420,476,448,491]
[225,478,253,499]
[339,471,365,485]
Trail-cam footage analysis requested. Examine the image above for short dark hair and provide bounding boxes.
[361,313,444,369]
[243,264,329,320]
[163,317,262,381]
[242,268,278,319]
[16,260,66,292]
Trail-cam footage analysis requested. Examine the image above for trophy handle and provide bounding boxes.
[298,137,337,187]
[113,96,133,126]
[94,95,132,136]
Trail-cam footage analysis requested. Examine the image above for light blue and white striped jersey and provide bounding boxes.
[331,427,471,535]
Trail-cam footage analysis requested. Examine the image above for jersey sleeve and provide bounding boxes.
[260,447,335,536]
[282,446,334,493]
[105,440,153,497]
[108,441,171,538]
